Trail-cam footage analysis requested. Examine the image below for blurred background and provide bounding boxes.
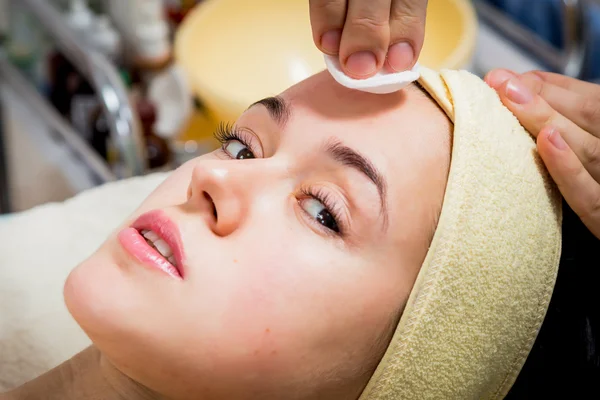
[0,0,597,214]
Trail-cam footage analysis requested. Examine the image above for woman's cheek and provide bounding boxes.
[215,235,337,336]
[219,247,296,331]
[174,249,296,374]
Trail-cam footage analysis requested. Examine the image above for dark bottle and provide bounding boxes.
[48,52,94,119]
[136,99,171,170]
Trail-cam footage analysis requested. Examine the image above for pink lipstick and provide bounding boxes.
[118,210,186,280]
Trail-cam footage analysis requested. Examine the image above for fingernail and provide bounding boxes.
[387,42,414,71]
[321,30,341,55]
[547,127,568,150]
[506,77,534,104]
[345,51,378,78]
[485,69,516,88]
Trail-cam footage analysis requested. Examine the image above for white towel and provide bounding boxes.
[0,173,168,391]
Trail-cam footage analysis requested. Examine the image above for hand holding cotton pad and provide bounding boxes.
[324,54,420,94]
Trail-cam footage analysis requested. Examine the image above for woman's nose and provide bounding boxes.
[188,162,246,237]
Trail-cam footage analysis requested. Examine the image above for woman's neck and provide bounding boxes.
[3,346,162,400]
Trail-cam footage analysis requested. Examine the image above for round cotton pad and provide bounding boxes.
[324,54,420,94]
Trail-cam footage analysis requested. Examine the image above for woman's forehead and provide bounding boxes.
[276,71,450,148]
[236,71,450,176]
[283,71,414,118]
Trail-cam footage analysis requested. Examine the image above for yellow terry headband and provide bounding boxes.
[360,68,563,399]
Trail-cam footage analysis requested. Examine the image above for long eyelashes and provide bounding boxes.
[213,123,251,149]
[299,187,345,236]
[213,122,345,237]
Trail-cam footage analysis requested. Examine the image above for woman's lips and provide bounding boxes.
[117,210,186,280]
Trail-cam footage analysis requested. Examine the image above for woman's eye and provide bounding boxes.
[301,198,340,233]
[225,140,255,159]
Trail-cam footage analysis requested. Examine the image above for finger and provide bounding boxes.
[484,69,600,137]
[339,0,392,79]
[537,126,600,239]
[484,68,600,99]
[495,76,600,183]
[387,0,428,71]
[516,73,600,138]
[525,70,599,98]
[484,68,517,89]
[309,0,348,55]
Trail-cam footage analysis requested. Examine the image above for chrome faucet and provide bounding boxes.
[16,0,147,178]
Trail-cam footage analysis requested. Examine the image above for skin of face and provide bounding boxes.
[63,71,451,400]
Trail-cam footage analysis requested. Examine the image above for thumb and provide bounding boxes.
[387,0,428,71]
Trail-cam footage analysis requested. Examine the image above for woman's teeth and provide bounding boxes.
[140,229,177,266]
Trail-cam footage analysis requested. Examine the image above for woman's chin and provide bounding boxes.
[63,249,132,344]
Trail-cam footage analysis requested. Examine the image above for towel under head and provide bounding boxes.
[360,68,563,399]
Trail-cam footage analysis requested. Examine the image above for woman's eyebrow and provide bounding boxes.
[248,97,388,228]
[326,140,389,230]
[249,96,291,127]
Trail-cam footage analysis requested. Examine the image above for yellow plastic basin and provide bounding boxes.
[175,0,478,123]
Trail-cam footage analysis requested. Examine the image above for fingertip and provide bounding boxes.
[536,126,570,175]
[545,126,568,151]
[343,51,380,79]
[484,69,517,89]
[493,77,513,105]
[320,29,342,55]
[536,128,564,189]
[535,126,594,223]
[536,126,554,156]
[387,41,415,72]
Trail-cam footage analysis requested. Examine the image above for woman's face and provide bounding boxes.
[65,71,451,400]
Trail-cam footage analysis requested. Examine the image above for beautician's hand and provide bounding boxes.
[309,0,428,78]
[485,69,600,239]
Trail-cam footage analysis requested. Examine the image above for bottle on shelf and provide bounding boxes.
[145,63,220,166]
[89,15,122,64]
[107,0,172,79]
[136,98,172,170]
